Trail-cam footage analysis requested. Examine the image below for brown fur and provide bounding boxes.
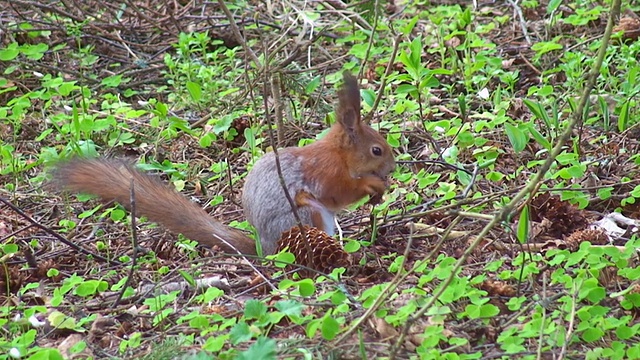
[294,191,327,229]
[297,72,394,211]
[53,159,258,255]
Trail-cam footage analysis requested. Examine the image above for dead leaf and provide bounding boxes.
[370,317,398,340]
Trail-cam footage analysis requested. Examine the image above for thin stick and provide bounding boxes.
[508,0,532,45]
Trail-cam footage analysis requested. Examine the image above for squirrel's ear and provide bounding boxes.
[337,71,362,142]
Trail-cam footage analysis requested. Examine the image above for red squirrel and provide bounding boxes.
[53,72,396,256]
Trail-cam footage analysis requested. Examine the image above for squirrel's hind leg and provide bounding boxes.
[295,191,335,235]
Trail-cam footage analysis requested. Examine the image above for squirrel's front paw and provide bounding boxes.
[361,174,388,197]
[368,192,384,205]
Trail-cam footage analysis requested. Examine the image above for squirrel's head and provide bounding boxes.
[332,72,395,180]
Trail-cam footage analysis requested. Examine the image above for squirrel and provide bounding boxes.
[53,72,396,256]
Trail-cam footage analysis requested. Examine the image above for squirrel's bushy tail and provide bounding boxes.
[53,158,257,255]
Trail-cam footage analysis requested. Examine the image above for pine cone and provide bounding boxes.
[565,228,609,250]
[529,193,590,238]
[276,225,351,276]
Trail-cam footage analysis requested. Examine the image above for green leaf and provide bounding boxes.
[76,205,98,220]
[586,285,606,303]
[582,327,604,342]
[547,0,562,13]
[616,325,634,340]
[35,129,53,141]
[597,187,613,200]
[203,335,227,352]
[212,115,233,134]
[343,239,361,253]
[199,133,217,148]
[0,43,20,61]
[244,299,268,319]
[298,279,316,297]
[598,95,611,131]
[331,291,347,305]
[22,43,48,60]
[458,94,467,118]
[523,99,551,129]
[531,41,563,59]
[321,315,340,340]
[229,321,252,345]
[465,304,482,319]
[399,37,423,80]
[13,329,37,346]
[387,132,400,147]
[178,270,196,287]
[401,16,419,35]
[305,76,321,94]
[527,123,551,150]
[69,340,87,355]
[186,81,202,102]
[618,101,629,132]
[480,303,500,317]
[578,278,606,303]
[245,127,256,150]
[188,315,210,330]
[47,268,60,277]
[556,152,577,164]
[274,300,305,317]
[408,37,422,71]
[420,75,440,89]
[504,123,527,152]
[58,81,77,96]
[486,171,504,181]
[565,164,585,179]
[101,75,123,87]
[26,348,64,360]
[517,205,529,244]
[237,337,277,360]
[417,173,441,189]
[361,89,375,107]
[201,286,224,303]
[3,243,18,254]
[155,101,168,116]
[48,311,78,330]
[74,282,98,297]
[305,318,321,338]
[109,208,125,221]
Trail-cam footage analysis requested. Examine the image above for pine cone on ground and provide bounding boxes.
[276,225,351,276]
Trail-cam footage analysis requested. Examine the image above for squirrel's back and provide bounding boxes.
[242,148,335,255]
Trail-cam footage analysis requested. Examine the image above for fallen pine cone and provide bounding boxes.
[276,225,351,276]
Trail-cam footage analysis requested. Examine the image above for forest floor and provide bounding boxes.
[2,0,640,359]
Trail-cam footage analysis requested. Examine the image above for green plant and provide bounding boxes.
[3,0,640,358]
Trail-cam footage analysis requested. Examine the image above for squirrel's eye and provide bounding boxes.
[372,146,383,156]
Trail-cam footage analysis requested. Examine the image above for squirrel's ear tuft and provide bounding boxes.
[337,71,362,141]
